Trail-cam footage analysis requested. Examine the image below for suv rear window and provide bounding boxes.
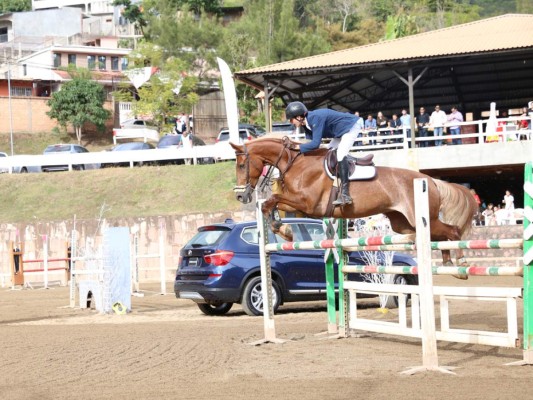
[188,227,230,247]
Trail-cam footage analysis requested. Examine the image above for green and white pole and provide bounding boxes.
[522,162,533,363]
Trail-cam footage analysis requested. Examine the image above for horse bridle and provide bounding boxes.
[234,138,300,196]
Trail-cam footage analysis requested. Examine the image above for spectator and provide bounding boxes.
[470,188,482,225]
[518,107,530,140]
[389,114,401,144]
[416,107,430,147]
[447,106,464,145]
[502,190,515,225]
[176,113,187,135]
[482,203,496,226]
[376,111,389,144]
[182,130,193,165]
[430,105,447,146]
[400,109,412,147]
[364,114,377,145]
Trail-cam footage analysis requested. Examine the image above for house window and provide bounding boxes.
[111,56,119,71]
[23,64,27,76]
[11,87,32,97]
[88,55,96,70]
[98,55,106,70]
[0,27,7,43]
[121,57,128,71]
[68,54,76,66]
[53,53,61,68]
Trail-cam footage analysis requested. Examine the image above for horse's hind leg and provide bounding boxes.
[431,219,468,279]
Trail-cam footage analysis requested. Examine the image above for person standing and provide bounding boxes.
[285,101,362,206]
[447,106,464,145]
[430,105,447,146]
[482,203,496,226]
[376,111,389,144]
[182,129,193,165]
[364,114,377,145]
[502,190,515,225]
[389,113,401,144]
[399,109,412,147]
[416,107,430,147]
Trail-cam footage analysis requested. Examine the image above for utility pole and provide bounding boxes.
[7,60,14,156]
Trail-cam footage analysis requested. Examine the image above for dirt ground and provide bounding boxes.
[0,276,531,400]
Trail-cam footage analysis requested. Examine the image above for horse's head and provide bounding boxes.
[230,142,264,204]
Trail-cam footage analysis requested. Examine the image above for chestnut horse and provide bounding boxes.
[230,136,478,267]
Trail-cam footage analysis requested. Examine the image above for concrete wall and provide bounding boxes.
[13,8,82,38]
[0,210,523,288]
[0,210,257,287]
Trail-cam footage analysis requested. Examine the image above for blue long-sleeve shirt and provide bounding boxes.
[299,109,360,153]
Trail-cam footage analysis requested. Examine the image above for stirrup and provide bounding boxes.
[332,195,353,206]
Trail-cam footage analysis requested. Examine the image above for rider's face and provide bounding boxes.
[290,116,305,127]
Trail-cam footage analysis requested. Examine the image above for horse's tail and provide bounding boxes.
[433,179,477,238]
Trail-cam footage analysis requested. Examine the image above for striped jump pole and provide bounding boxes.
[264,234,415,253]
[343,264,524,277]
[510,161,533,365]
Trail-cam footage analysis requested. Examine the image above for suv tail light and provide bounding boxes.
[204,251,234,266]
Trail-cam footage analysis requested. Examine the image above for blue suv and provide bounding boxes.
[174,218,418,316]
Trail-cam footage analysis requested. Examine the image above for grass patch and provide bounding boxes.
[0,162,243,223]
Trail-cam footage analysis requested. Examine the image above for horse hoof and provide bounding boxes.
[272,220,282,230]
[453,274,469,280]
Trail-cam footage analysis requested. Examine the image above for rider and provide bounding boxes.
[285,101,362,206]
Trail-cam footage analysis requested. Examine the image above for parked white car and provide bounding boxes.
[0,152,8,173]
[113,120,159,144]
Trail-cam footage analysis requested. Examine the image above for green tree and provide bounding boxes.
[114,43,199,131]
[0,0,30,12]
[112,0,148,34]
[47,68,111,145]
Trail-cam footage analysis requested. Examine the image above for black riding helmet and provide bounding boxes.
[285,101,308,120]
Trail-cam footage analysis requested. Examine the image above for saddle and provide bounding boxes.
[324,149,376,181]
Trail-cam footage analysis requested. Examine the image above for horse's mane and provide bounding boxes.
[253,135,327,156]
[433,179,476,237]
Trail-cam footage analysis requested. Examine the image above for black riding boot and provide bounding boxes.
[332,158,353,206]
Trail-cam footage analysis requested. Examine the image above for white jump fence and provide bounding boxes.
[255,162,533,374]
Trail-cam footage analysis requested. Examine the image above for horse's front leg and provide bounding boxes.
[261,195,293,241]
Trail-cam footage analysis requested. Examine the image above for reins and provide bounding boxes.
[236,137,301,192]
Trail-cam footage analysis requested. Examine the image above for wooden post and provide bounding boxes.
[9,241,24,288]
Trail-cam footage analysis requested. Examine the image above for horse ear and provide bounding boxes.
[229,142,243,152]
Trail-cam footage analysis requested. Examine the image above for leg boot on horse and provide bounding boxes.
[332,158,353,206]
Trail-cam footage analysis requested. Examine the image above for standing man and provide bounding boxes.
[447,106,464,145]
[416,107,430,147]
[285,102,361,206]
[399,109,411,146]
[364,114,377,145]
[430,105,447,146]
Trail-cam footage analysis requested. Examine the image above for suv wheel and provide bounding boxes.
[241,276,281,316]
[383,273,417,309]
[197,302,233,316]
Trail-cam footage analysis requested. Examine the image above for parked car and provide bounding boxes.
[174,218,418,316]
[271,122,295,135]
[0,152,7,173]
[41,144,99,172]
[216,123,266,143]
[103,142,155,168]
[156,134,215,165]
[120,119,156,129]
